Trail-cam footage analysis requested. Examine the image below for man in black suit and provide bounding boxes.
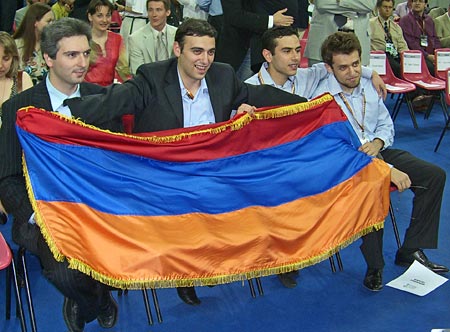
[216,0,294,80]
[65,18,306,306]
[0,18,119,332]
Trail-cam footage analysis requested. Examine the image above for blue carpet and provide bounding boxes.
[1,95,449,332]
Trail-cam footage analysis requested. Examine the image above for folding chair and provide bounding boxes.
[0,232,27,332]
[400,50,447,121]
[370,51,417,128]
[434,48,450,81]
[434,69,450,152]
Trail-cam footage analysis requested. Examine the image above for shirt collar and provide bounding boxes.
[327,74,363,97]
[150,24,167,37]
[259,62,296,89]
[46,74,81,111]
[176,67,209,100]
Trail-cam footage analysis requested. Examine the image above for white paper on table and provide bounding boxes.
[386,84,407,91]
[386,260,448,296]
[403,53,422,73]
[415,80,443,88]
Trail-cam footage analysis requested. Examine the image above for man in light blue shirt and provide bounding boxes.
[245,26,385,101]
[311,31,448,290]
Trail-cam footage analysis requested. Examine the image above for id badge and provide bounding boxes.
[420,35,428,47]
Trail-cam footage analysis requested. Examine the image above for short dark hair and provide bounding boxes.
[261,26,299,54]
[320,32,362,66]
[174,18,216,51]
[376,0,395,7]
[146,0,170,11]
[41,17,92,59]
[87,0,114,16]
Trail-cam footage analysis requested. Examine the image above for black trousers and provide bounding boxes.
[36,233,110,322]
[361,148,446,269]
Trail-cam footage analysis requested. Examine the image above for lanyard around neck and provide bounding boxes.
[258,70,296,94]
[339,91,367,139]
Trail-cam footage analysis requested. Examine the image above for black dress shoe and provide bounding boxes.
[277,272,297,289]
[395,249,449,274]
[97,291,118,329]
[363,268,383,291]
[177,287,201,305]
[63,297,85,332]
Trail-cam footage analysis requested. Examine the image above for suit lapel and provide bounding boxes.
[205,71,223,122]
[33,80,53,111]
[144,25,156,62]
[164,59,183,126]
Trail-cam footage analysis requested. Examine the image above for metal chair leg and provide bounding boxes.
[335,252,344,271]
[328,256,336,273]
[389,203,402,249]
[151,289,163,323]
[141,289,154,325]
[6,261,12,320]
[18,248,37,332]
[247,279,256,298]
[435,113,450,152]
[255,277,264,296]
[11,255,27,332]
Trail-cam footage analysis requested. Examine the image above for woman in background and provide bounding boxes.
[85,0,131,86]
[13,3,54,84]
[0,32,33,222]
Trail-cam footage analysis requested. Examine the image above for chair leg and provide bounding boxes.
[434,115,450,152]
[335,252,344,271]
[18,248,37,332]
[247,279,256,298]
[141,289,154,325]
[404,93,419,129]
[389,202,402,249]
[255,277,264,296]
[6,262,12,320]
[151,289,163,323]
[11,255,27,332]
[328,256,336,273]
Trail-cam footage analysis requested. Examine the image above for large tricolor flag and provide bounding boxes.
[16,94,391,289]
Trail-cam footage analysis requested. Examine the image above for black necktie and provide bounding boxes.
[384,22,393,44]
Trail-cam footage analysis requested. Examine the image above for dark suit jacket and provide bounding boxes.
[216,0,268,71]
[66,57,306,133]
[0,80,108,252]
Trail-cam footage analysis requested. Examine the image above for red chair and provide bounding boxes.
[299,27,309,69]
[0,232,27,332]
[400,50,447,120]
[434,69,450,152]
[370,51,417,128]
[434,48,450,81]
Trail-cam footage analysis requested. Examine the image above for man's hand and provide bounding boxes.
[371,71,387,100]
[390,167,411,192]
[358,139,384,156]
[237,103,256,115]
[273,8,294,27]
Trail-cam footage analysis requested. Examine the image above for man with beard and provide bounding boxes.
[311,31,448,290]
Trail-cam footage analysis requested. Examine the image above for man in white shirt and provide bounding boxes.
[128,0,177,74]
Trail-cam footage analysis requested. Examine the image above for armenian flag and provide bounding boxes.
[16,94,390,289]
